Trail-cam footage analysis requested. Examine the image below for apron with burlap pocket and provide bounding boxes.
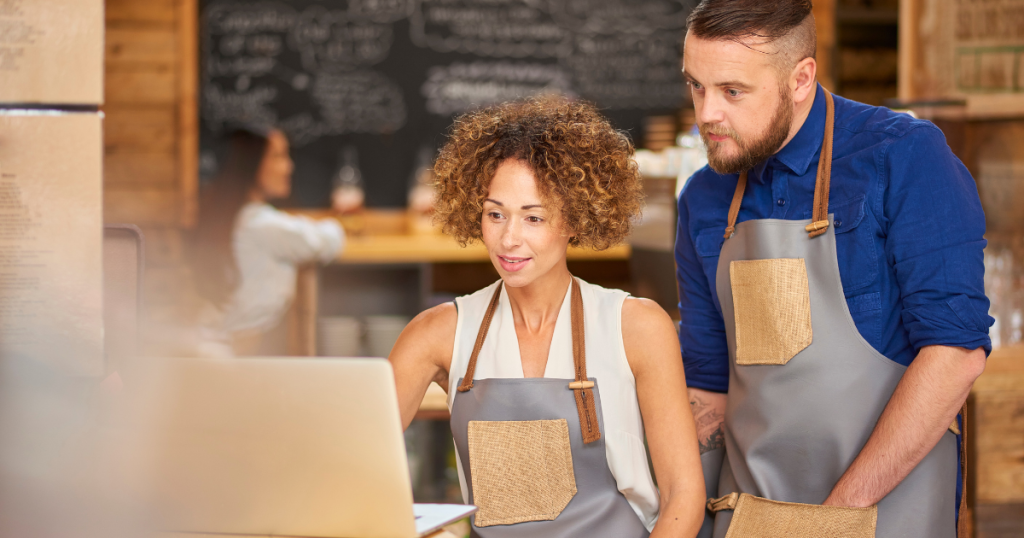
[729,258,813,365]
[467,418,578,526]
[709,492,876,538]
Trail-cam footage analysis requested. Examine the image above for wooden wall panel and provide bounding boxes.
[105,152,178,188]
[813,0,837,92]
[103,0,201,356]
[106,0,177,25]
[104,106,177,153]
[103,0,197,228]
[899,0,1024,117]
[105,69,178,105]
[177,0,199,228]
[104,189,183,226]
[972,345,1024,504]
[106,28,178,66]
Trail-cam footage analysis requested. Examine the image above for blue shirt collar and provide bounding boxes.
[750,84,826,183]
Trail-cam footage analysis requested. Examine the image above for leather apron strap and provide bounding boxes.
[723,90,836,240]
[456,277,602,443]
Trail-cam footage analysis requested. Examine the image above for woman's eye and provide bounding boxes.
[488,211,504,220]
[527,216,543,223]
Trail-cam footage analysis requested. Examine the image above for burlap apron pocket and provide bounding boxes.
[710,493,876,538]
[729,258,813,365]
[467,419,577,527]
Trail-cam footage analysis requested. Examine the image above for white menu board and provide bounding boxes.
[0,111,103,375]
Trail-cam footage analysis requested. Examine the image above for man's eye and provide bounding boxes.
[689,81,703,90]
[727,89,740,97]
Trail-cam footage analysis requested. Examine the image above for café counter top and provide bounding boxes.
[290,209,631,264]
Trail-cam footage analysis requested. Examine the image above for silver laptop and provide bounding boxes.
[113,357,474,538]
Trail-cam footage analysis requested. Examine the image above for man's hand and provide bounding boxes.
[823,345,986,508]
[688,387,727,454]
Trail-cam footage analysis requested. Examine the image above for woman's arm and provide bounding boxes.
[388,303,457,429]
[623,298,705,538]
[252,209,345,264]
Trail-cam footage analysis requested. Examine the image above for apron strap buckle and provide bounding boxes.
[707,492,740,513]
[568,380,595,390]
[804,220,830,237]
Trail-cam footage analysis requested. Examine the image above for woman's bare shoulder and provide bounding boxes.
[621,297,680,372]
[622,296,675,335]
[395,302,458,365]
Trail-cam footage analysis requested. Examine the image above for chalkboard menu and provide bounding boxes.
[200,0,697,207]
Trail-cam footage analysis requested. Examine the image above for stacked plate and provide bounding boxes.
[317,316,362,357]
[364,315,410,358]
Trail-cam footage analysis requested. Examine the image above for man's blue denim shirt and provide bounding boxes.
[676,84,993,394]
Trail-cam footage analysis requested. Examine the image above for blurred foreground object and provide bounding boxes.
[0,110,104,375]
[0,0,103,105]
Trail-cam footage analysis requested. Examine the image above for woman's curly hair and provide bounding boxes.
[433,95,644,250]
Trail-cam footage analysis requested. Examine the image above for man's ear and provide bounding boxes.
[790,57,817,105]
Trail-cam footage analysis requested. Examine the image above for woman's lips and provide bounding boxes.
[498,255,530,272]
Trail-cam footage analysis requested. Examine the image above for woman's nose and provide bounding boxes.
[501,221,520,249]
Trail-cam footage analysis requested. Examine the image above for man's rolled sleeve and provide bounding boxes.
[676,184,730,392]
[883,124,993,355]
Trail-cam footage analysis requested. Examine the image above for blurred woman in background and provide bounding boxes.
[190,126,344,357]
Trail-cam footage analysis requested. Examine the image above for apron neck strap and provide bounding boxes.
[456,276,602,443]
[723,89,836,240]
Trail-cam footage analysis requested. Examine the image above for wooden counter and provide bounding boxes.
[291,209,631,264]
[341,232,630,264]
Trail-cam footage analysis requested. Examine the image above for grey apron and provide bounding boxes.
[702,90,959,538]
[450,278,649,538]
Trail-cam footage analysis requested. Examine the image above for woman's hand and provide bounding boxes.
[623,298,706,537]
[388,303,457,429]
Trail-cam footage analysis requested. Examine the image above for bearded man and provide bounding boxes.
[675,1,992,537]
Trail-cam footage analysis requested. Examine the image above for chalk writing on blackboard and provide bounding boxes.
[203,1,407,143]
[273,70,405,146]
[421,62,573,115]
[346,0,415,23]
[289,6,394,72]
[410,0,570,58]
[542,0,693,35]
[563,33,684,108]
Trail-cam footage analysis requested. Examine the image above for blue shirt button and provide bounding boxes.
[835,220,843,228]
[777,198,786,206]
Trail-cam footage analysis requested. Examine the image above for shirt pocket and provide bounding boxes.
[847,291,883,348]
[831,197,879,293]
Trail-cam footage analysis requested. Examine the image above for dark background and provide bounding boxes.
[200,0,697,208]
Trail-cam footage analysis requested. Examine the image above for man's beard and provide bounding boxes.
[700,92,794,175]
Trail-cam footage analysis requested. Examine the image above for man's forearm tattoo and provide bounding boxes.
[690,393,725,454]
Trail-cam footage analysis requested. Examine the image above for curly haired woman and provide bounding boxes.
[389,96,705,537]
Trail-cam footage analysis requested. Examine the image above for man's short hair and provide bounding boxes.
[686,0,816,72]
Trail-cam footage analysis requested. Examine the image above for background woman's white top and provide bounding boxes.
[448,278,660,531]
[223,202,344,333]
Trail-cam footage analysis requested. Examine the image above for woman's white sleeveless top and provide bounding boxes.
[447,277,660,531]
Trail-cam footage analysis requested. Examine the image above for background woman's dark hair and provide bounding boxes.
[190,126,270,306]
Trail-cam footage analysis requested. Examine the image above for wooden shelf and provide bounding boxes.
[836,7,898,25]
